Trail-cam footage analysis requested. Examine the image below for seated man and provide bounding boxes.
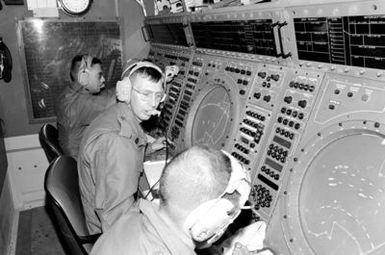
[78,60,176,235]
[90,146,270,255]
[55,54,116,158]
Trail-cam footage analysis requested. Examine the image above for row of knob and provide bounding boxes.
[261,166,280,180]
[234,143,250,154]
[254,92,272,103]
[246,110,266,121]
[240,126,256,137]
[231,151,251,165]
[280,107,305,120]
[257,72,280,82]
[277,116,301,130]
[225,66,252,76]
[237,79,249,86]
[283,96,308,108]
[275,127,295,140]
[188,70,200,77]
[289,81,315,92]
[243,118,261,129]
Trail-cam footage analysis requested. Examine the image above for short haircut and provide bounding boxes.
[70,55,102,82]
[130,66,164,88]
[159,145,232,211]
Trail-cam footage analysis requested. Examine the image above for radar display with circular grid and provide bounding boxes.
[284,121,385,255]
[185,74,241,150]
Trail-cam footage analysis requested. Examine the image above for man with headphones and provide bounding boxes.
[90,146,272,255]
[55,54,116,159]
[78,59,178,235]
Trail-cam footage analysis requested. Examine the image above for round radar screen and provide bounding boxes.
[185,74,241,150]
[284,121,385,255]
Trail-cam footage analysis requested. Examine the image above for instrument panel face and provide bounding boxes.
[166,54,261,155]
[283,1,385,80]
[250,68,324,221]
[294,15,385,69]
[146,2,385,254]
[145,23,189,46]
[191,19,277,56]
[265,72,385,255]
[147,46,193,135]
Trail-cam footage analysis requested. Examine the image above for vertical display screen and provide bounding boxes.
[295,15,385,69]
[191,20,276,56]
[146,23,188,46]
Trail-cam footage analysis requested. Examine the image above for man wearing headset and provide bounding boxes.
[89,146,272,255]
[78,60,178,235]
[55,55,116,159]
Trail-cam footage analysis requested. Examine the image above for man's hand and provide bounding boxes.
[222,221,270,255]
[150,136,167,152]
[232,243,274,255]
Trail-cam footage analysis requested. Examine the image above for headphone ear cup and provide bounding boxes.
[185,199,234,242]
[116,77,132,103]
[78,70,89,86]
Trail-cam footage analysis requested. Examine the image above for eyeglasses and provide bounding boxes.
[132,87,164,104]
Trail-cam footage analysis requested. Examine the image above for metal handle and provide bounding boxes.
[141,26,150,42]
[277,21,291,59]
[271,22,281,58]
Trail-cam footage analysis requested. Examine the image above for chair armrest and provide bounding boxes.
[78,233,102,244]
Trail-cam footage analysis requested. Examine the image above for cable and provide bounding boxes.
[144,178,161,200]
[144,112,170,201]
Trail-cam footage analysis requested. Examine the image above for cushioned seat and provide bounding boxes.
[39,124,64,163]
[44,156,100,255]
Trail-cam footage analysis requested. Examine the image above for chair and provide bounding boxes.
[44,156,100,255]
[39,124,64,163]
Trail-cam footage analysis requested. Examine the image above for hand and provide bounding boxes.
[232,242,250,255]
[222,221,267,255]
[232,243,274,255]
[165,65,179,82]
[150,137,167,152]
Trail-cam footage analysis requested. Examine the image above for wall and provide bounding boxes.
[0,1,149,253]
[5,135,49,210]
[0,173,18,255]
[0,0,149,138]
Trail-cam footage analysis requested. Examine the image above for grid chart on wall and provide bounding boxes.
[19,19,123,121]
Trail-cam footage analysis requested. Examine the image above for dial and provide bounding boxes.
[57,0,92,16]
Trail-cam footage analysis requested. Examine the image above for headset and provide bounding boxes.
[117,60,167,103]
[78,54,94,87]
[183,150,252,244]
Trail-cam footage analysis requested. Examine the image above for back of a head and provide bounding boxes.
[71,54,102,83]
[159,145,231,212]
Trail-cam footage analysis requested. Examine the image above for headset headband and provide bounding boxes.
[121,60,164,82]
[81,55,93,70]
[220,150,251,205]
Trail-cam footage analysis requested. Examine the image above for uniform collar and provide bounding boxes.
[117,103,147,147]
[139,199,196,254]
[69,81,89,94]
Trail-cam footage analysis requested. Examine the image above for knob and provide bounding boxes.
[258,72,267,78]
[271,74,280,81]
[298,100,307,108]
[284,96,293,104]
[263,95,271,102]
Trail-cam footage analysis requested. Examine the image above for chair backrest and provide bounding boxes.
[39,124,64,163]
[44,156,98,255]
